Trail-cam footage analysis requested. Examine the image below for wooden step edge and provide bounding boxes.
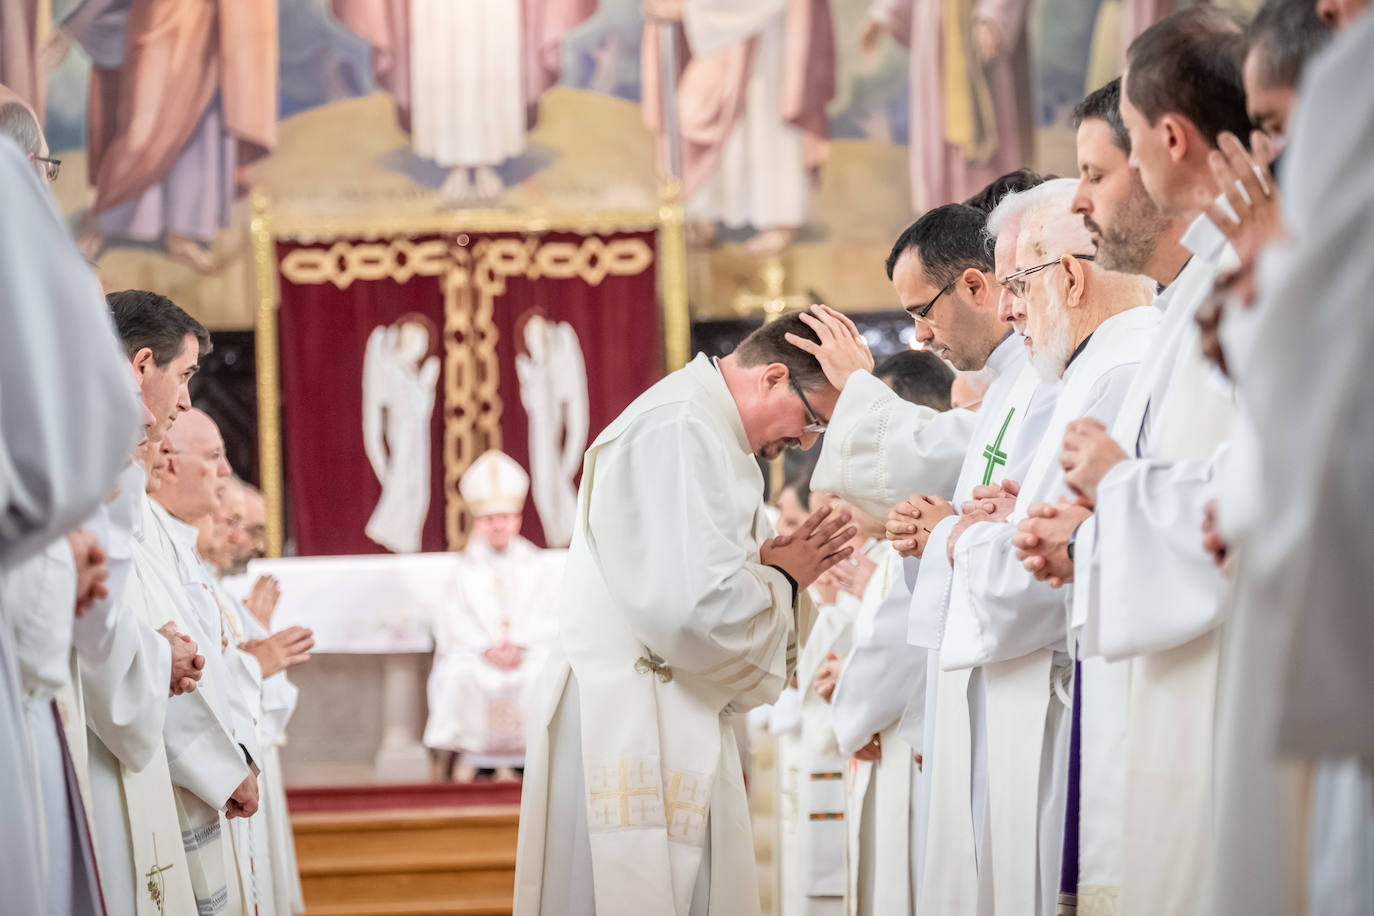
[292,805,520,833]
[304,897,511,916]
[300,850,515,877]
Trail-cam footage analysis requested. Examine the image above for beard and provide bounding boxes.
[1089,178,1169,275]
[757,438,801,460]
[1029,290,1075,383]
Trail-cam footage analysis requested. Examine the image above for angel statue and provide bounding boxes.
[515,314,588,547]
[362,317,441,553]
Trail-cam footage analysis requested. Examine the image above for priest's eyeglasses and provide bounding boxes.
[908,278,956,321]
[791,379,829,434]
[33,155,61,182]
[999,253,1095,299]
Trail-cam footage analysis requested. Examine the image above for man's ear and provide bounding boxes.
[760,362,789,393]
[1162,114,1189,164]
[964,267,990,309]
[130,347,156,381]
[1059,256,1087,308]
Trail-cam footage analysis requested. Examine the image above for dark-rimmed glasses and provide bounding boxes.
[791,379,828,434]
[907,277,956,321]
[33,155,61,182]
[999,253,1095,299]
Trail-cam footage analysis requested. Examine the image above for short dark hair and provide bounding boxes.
[1073,78,1131,153]
[875,349,954,411]
[1126,7,1251,149]
[885,204,994,287]
[107,289,212,367]
[734,311,830,392]
[1246,0,1333,90]
[963,169,1052,214]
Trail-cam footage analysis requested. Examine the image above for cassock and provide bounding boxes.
[865,0,1032,212]
[943,303,1159,916]
[1071,228,1237,916]
[828,545,918,916]
[1211,15,1374,916]
[424,535,565,768]
[514,353,807,916]
[0,135,140,915]
[641,0,835,231]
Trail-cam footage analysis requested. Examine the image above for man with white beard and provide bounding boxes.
[932,180,1157,916]
[805,197,1058,912]
[1013,10,1252,913]
[514,312,861,916]
[0,133,143,916]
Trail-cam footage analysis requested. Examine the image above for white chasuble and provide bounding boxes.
[941,305,1158,916]
[514,354,803,916]
[424,535,565,763]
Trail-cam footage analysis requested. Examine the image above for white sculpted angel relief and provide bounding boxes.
[362,316,441,553]
[515,313,589,548]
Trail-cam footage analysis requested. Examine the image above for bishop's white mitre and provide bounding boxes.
[459,450,530,516]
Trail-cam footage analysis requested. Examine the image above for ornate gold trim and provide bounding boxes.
[267,206,665,242]
[658,180,691,371]
[250,192,286,559]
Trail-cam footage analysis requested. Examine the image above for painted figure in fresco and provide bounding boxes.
[362,316,441,554]
[46,0,278,272]
[0,0,44,121]
[331,0,595,202]
[859,0,1034,214]
[642,0,836,256]
[515,313,589,548]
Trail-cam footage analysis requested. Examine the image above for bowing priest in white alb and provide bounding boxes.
[937,180,1157,916]
[425,449,564,781]
[1015,15,1248,912]
[515,311,873,916]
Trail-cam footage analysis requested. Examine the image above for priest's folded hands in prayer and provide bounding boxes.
[239,625,315,679]
[885,495,955,558]
[761,503,858,591]
[827,550,878,598]
[243,574,282,631]
[1014,499,1092,589]
[1060,417,1127,509]
[158,622,204,695]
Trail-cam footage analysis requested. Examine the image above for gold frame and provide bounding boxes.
[249,189,689,558]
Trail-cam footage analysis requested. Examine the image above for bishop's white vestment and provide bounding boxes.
[424,535,565,767]
[514,353,808,916]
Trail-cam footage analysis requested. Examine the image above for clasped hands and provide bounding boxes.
[762,504,858,590]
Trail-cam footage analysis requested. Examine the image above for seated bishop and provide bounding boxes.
[424,450,565,781]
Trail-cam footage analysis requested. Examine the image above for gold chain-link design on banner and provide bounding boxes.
[278,238,451,290]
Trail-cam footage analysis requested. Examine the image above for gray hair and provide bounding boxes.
[0,102,42,158]
[986,177,1080,246]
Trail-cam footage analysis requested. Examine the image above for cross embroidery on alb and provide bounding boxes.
[981,407,1016,485]
[588,759,663,830]
[663,771,711,843]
